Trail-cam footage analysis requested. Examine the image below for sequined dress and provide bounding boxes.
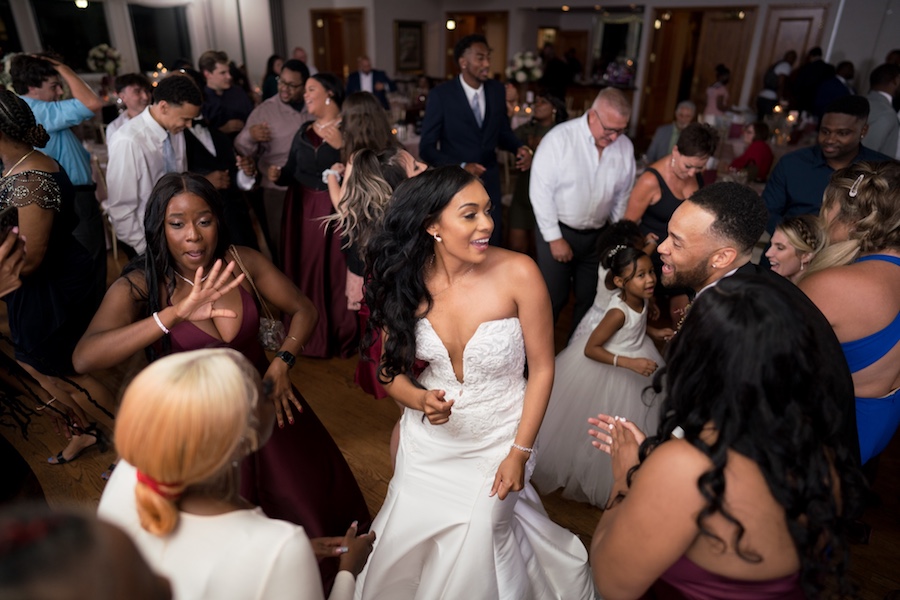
[0,169,100,374]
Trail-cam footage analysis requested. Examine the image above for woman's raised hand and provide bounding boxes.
[421,389,454,425]
[172,259,245,322]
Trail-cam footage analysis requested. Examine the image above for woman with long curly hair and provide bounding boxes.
[354,166,593,598]
[589,274,866,599]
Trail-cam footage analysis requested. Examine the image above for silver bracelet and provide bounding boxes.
[511,443,534,454]
[613,354,619,368]
[152,311,170,335]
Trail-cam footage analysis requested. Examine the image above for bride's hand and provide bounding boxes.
[172,259,245,322]
[489,454,526,500]
[421,389,454,425]
[588,413,646,453]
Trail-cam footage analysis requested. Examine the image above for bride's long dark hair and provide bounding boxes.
[363,166,477,384]
[639,275,865,598]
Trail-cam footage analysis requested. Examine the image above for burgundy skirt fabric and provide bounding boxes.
[282,185,357,358]
[354,301,389,399]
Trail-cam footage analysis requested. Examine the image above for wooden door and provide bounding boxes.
[691,9,756,115]
[310,8,366,79]
[751,6,826,99]
[639,9,701,148]
[444,11,509,80]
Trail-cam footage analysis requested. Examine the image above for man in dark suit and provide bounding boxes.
[345,55,394,110]
[420,34,532,246]
[657,181,859,461]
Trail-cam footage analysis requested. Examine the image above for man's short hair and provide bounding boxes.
[593,87,631,117]
[280,59,310,82]
[114,73,152,94]
[870,63,900,88]
[454,35,488,63]
[689,182,767,254]
[198,50,229,75]
[823,95,870,120]
[9,55,58,95]
[153,74,203,107]
[676,100,696,113]
[807,47,823,59]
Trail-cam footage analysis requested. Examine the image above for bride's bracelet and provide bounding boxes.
[511,443,534,454]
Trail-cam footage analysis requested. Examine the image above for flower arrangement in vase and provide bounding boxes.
[87,43,122,77]
[505,51,543,83]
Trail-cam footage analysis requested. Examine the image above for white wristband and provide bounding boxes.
[322,169,342,184]
[613,354,619,368]
[152,311,170,335]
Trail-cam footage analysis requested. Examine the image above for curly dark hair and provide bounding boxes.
[152,74,203,107]
[123,173,230,361]
[637,275,864,598]
[0,91,50,148]
[675,122,719,157]
[114,72,151,94]
[363,166,477,383]
[9,55,57,95]
[688,182,767,254]
[454,34,488,63]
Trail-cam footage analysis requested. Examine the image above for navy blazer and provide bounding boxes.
[419,77,522,170]
[346,70,393,110]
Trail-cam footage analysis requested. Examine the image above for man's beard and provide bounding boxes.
[661,260,712,292]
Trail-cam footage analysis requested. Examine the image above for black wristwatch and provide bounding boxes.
[275,350,296,369]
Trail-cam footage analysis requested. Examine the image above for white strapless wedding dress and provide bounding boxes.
[354,318,594,600]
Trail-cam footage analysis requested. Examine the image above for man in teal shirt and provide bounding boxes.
[12,54,106,289]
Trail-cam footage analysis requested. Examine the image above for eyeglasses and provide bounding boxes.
[277,79,303,90]
[591,109,627,138]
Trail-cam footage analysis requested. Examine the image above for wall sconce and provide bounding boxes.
[446,19,456,30]
[74,0,88,7]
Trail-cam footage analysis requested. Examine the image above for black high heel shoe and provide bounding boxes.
[47,423,108,465]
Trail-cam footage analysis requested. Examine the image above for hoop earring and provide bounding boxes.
[433,233,442,243]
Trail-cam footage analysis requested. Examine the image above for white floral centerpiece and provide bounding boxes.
[87,43,122,76]
[505,51,542,83]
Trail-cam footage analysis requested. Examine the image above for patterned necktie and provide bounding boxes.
[471,92,483,127]
[163,134,176,173]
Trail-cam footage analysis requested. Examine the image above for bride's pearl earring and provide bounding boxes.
[325,97,331,106]
[433,233,442,243]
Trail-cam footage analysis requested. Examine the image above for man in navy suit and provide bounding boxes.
[346,56,394,110]
[420,34,532,246]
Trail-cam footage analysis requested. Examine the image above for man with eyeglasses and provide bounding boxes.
[235,60,311,259]
[530,88,636,333]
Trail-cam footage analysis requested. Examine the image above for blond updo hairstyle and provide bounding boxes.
[776,214,825,278]
[808,161,900,274]
[114,349,261,536]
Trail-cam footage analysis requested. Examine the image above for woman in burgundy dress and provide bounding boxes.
[74,173,370,588]
[268,73,356,358]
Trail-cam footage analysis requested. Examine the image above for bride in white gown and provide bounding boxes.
[355,167,594,600]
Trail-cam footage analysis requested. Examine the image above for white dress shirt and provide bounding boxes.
[105,111,131,145]
[529,113,635,242]
[107,107,186,254]
[360,71,374,94]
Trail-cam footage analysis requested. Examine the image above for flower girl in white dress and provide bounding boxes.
[534,244,673,506]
